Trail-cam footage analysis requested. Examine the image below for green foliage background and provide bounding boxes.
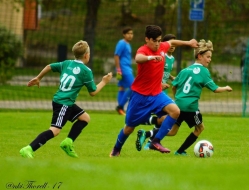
[0,25,22,84]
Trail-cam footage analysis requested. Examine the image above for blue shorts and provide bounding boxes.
[118,73,134,89]
[125,91,175,127]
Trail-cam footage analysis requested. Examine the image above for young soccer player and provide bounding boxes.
[114,26,134,115]
[20,40,112,158]
[171,39,232,155]
[109,25,198,157]
[137,34,177,150]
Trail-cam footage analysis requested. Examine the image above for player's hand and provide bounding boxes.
[27,77,40,88]
[170,76,175,81]
[116,68,122,80]
[162,83,170,90]
[102,72,113,84]
[148,56,163,62]
[189,39,198,48]
[226,86,233,92]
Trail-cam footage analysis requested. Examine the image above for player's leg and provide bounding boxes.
[20,102,68,158]
[116,74,134,115]
[60,105,89,158]
[143,115,166,150]
[136,115,159,151]
[20,128,56,159]
[116,86,126,115]
[175,111,203,155]
[110,91,151,157]
[110,125,135,157]
[144,93,179,153]
[118,88,132,110]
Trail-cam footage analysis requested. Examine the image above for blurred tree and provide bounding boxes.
[120,0,141,26]
[0,25,22,84]
[154,0,167,34]
[84,0,101,69]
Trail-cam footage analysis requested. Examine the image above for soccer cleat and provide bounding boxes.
[109,147,121,157]
[174,151,188,156]
[144,141,151,150]
[116,106,126,116]
[60,138,78,158]
[136,129,146,151]
[149,142,170,153]
[20,145,34,158]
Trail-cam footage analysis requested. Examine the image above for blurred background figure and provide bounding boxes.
[114,26,134,115]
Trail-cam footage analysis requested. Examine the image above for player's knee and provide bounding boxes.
[78,112,90,123]
[194,125,204,136]
[170,106,180,119]
[50,127,61,136]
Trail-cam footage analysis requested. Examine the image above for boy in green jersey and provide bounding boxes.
[162,34,176,94]
[20,40,112,158]
[171,39,232,155]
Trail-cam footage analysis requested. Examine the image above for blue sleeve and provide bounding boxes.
[114,40,125,56]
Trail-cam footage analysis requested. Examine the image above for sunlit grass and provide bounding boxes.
[0,112,249,190]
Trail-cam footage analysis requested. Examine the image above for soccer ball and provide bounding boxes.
[194,140,214,158]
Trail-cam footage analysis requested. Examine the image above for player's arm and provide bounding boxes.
[89,72,113,96]
[135,54,162,63]
[27,65,51,87]
[167,39,198,48]
[114,55,122,80]
[214,86,232,93]
[114,55,121,70]
[172,86,176,97]
[162,83,170,90]
[169,75,175,81]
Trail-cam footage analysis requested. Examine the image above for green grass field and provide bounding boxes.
[0,112,249,190]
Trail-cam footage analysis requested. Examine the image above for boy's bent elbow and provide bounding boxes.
[89,92,96,96]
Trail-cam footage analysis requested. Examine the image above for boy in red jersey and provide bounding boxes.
[110,25,198,157]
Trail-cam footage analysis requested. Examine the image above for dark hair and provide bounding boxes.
[162,34,176,42]
[122,26,132,34]
[145,25,162,40]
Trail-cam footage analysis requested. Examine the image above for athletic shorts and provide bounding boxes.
[175,110,203,128]
[125,91,175,127]
[118,73,134,88]
[51,101,85,128]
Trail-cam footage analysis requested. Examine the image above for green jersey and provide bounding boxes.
[162,54,175,94]
[50,60,97,106]
[162,54,175,83]
[172,63,218,112]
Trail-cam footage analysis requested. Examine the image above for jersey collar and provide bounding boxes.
[74,60,84,64]
[193,63,203,66]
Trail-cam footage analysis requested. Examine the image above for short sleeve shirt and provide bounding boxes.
[162,54,175,83]
[172,63,218,111]
[114,39,133,75]
[50,60,97,106]
[131,42,170,96]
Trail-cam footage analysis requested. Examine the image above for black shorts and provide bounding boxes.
[51,101,85,128]
[175,110,202,128]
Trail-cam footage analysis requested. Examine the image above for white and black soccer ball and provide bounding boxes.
[194,140,214,158]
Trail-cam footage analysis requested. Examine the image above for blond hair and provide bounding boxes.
[194,39,213,58]
[72,40,89,59]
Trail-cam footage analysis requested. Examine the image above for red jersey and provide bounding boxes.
[131,42,170,96]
